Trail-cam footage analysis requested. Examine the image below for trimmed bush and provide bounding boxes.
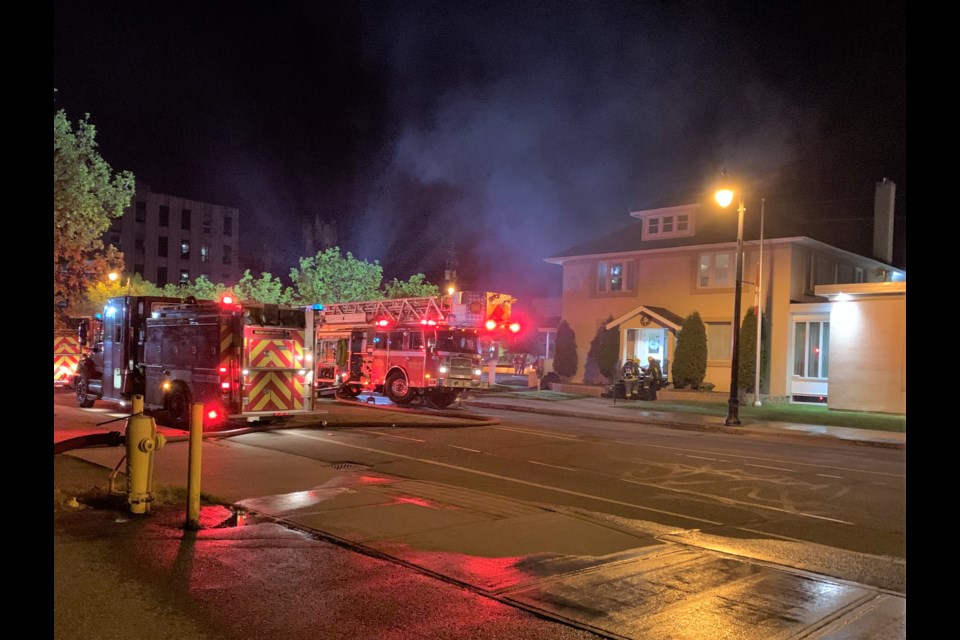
[672,311,707,389]
[553,320,578,381]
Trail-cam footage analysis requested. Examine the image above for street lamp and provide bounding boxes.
[715,175,744,426]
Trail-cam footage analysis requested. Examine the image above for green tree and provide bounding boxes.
[236,270,296,304]
[672,311,708,389]
[382,273,440,298]
[738,306,769,395]
[289,247,384,305]
[80,273,165,316]
[54,108,135,321]
[552,320,578,381]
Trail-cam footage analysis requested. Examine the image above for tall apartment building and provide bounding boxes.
[105,182,240,286]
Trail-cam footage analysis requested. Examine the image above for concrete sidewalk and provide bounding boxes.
[56,397,905,639]
[461,393,906,449]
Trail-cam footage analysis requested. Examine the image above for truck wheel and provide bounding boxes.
[385,372,414,405]
[76,371,95,408]
[337,384,361,399]
[427,390,458,409]
[166,384,192,429]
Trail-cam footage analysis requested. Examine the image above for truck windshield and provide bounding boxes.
[433,330,480,354]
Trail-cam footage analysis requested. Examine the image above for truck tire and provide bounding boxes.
[385,372,414,405]
[336,383,361,399]
[76,371,95,408]
[426,389,458,409]
[166,384,192,429]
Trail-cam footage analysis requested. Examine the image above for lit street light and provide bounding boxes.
[715,174,745,426]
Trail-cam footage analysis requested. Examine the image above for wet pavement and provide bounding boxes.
[55,392,906,639]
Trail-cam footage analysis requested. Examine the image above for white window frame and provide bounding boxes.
[793,319,830,379]
[596,260,631,293]
[698,251,735,289]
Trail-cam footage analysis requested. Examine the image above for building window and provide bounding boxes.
[201,243,210,263]
[180,241,190,259]
[706,322,732,361]
[648,218,659,235]
[134,235,145,251]
[134,264,144,276]
[646,213,693,238]
[202,213,212,234]
[855,267,864,283]
[181,209,191,230]
[597,260,630,293]
[135,201,146,223]
[224,215,233,236]
[699,252,734,288]
[108,232,121,249]
[223,245,232,265]
[159,206,169,227]
[662,216,674,233]
[157,267,168,287]
[179,269,190,284]
[677,214,689,231]
[794,321,830,379]
[158,237,168,257]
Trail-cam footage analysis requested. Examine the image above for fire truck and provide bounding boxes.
[54,315,101,387]
[312,291,516,408]
[74,295,313,428]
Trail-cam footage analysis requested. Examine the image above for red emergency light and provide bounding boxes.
[220,294,234,305]
[485,319,497,331]
[419,319,437,326]
[508,322,521,333]
[375,318,390,327]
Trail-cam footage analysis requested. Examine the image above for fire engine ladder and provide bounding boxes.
[321,297,448,325]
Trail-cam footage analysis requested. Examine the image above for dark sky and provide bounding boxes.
[53,0,906,299]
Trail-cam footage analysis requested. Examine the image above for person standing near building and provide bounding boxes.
[644,356,663,400]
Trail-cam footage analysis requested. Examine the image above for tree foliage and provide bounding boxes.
[289,248,385,305]
[672,311,708,389]
[54,108,135,319]
[737,306,769,394]
[236,270,296,304]
[383,273,440,298]
[552,320,578,380]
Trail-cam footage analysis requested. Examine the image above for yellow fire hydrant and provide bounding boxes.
[125,395,166,515]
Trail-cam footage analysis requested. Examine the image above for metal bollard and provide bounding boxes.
[185,403,204,530]
[125,396,166,515]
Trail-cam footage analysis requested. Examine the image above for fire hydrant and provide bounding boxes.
[125,396,166,515]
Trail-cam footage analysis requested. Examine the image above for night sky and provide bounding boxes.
[53,0,906,300]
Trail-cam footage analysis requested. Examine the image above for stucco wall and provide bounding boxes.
[826,294,906,414]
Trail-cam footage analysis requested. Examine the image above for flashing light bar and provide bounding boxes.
[375,319,390,327]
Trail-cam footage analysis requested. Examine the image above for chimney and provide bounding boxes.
[873,178,895,264]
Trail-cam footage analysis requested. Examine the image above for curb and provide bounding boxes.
[461,400,906,450]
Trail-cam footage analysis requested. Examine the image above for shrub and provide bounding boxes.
[552,320,578,381]
[671,311,707,389]
[584,316,619,384]
[738,306,769,394]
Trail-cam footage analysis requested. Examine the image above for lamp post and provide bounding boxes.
[715,179,744,426]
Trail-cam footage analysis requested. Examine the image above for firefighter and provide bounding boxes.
[620,358,641,399]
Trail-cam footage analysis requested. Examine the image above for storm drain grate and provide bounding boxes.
[330,462,368,471]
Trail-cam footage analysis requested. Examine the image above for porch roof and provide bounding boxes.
[606,305,685,332]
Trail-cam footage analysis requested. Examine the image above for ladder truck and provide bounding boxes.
[312,291,514,408]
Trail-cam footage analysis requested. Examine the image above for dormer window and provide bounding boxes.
[631,204,696,240]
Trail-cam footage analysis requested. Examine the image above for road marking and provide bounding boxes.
[493,425,581,441]
[620,477,854,524]
[364,431,426,443]
[686,455,720,461]
[527,460,577,472]
[747,463,794,472]
[284,431,723,526]
[449,445,482,453]
[816,473,844,479]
